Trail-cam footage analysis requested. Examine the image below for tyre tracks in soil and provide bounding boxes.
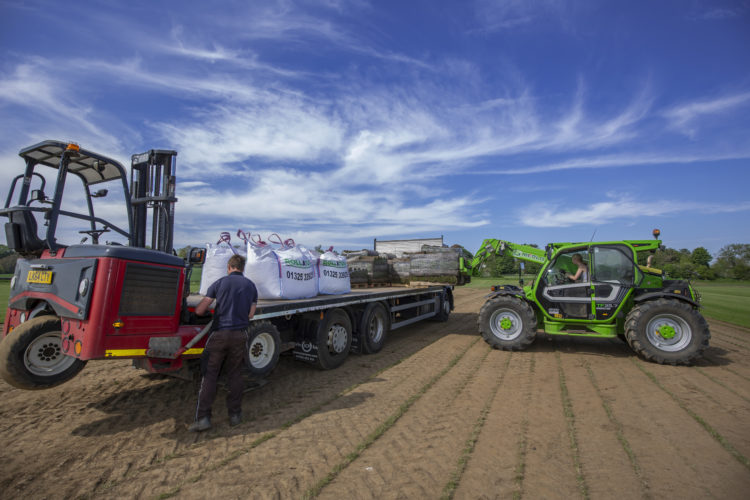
[549,329,750,499]
[3,289,750,499]
[114,334,482,499]
[89,291,482,499]
[313,336,499,499]
[0,291,479,499]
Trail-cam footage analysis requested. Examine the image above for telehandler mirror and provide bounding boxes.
[189,247,206,265]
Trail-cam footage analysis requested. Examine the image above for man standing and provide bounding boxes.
[189,254,258,432]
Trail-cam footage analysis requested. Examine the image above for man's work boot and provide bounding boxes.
[188,417,211,432]
[229,413,242,427]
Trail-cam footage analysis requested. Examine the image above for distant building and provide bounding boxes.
[373,236,444,257]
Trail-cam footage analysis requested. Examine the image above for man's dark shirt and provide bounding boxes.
[206,271,258,330]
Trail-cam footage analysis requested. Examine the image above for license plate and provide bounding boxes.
[27,270,53,284]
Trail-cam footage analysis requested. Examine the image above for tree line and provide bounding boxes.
[2,243,749,281]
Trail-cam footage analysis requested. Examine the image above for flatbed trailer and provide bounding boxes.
[180,284,454,373]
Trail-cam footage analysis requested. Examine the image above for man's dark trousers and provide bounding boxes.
[196,329,247,420]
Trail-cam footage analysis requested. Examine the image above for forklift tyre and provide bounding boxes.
[478,296,537,351]
[360,302,389,354]
[315,308,352,370]
[0,316,87,390]
[245,321,281,377]
[624,298,710,365]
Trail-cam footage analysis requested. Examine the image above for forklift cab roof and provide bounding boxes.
[19,140,127,186]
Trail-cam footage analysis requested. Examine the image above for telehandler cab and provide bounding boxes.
[460,231,710,365]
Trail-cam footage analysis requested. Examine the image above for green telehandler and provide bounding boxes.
[460,230,710,365]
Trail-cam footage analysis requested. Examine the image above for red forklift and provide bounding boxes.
[0,140,214,389]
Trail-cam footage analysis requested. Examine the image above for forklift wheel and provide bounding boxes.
[0,316,87,390]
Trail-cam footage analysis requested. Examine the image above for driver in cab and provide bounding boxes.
[565,254,588,282]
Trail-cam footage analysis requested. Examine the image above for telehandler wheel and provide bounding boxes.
[478,296,537,351]
[360,302,389,354]
[315,308,352,370]
[0,316,87,390]
[624,298,710,365]
[245,321,281,377]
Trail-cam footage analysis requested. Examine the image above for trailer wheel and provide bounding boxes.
[478,296,537,351]
[360,302,389,354]
[434,291,452,322]
[315,308,352,369]
[625,298,710,365]
[245,321,281,377]
[0,316,87,390]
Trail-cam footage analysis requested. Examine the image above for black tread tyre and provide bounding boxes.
[433,291,452,322]
[360,302,389,354]
[315,308,352,370]
[245,320,282,377]
[0,316,87,390]
[477,296,537,351]
[624,298,710,365]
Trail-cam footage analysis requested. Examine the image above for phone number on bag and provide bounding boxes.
[323,269,349,279]
[286,270,314,281]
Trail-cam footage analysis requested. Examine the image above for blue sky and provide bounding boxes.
[1,0,749,258]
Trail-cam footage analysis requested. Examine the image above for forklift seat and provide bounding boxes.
[4,209,46,253]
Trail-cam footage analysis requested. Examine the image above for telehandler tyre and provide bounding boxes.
[624,298,710,365]
[0,316,87,390]
[478,296,537,351]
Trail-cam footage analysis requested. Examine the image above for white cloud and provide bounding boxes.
[469,150,750,175]
[663,91,750,136]
[519,195,750,228]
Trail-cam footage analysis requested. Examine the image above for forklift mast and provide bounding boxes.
[130,149,178,254]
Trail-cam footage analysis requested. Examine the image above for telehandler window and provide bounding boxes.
[592,246,634,285]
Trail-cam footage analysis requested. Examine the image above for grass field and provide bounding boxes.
[693,280,750,328]
[1,272,747,328]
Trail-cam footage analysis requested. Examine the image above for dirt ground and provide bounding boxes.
[1,287,749,499]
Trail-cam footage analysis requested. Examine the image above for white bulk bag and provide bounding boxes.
[244,234,317,299]
[297,244,320,296]
[243,234,282,300]
[199,232,242,295]
[317,247,350,295]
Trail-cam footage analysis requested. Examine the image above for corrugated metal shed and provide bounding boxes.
[374,236,444,257]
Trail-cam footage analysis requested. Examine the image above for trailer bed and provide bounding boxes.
[187,285,449,320]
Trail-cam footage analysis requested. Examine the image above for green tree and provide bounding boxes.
[0,245,13,259]
[691,247,712,267]
[713,244,750,280]
[0,253,19,274]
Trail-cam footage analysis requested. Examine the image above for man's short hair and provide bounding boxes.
[227,254,246,272]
